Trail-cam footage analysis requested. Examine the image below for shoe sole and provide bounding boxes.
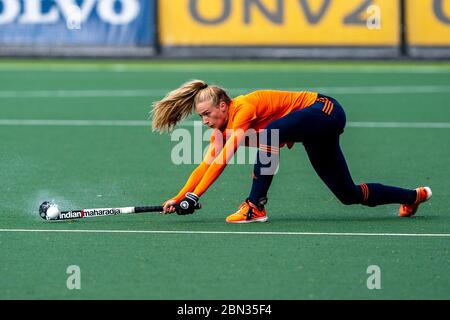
[226,216,268,224]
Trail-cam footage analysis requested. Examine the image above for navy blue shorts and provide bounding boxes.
[264,93,346,143]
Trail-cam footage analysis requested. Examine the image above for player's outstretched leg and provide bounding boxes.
[304,138,431,216]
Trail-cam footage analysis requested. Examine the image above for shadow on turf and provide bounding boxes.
[267,215,436,223]
[36,212,437,226]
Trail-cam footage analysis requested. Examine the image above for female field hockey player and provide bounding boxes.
[151,80,431,223]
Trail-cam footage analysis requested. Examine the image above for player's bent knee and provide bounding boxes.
[361,201,377,207]
[336,193,360,206]
[339,198,359,206]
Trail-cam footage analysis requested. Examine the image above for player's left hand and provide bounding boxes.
[177,192,199,215]
[162,199,177,214]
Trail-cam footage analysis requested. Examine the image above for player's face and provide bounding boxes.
[196,100,229,130]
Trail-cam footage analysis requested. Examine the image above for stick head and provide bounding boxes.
[39,201,52,219]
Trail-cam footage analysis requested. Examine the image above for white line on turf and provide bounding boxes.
[347,122,450,128]
[0,229,448,237]
[0,89,168,98]
[1,119,449,129]
[182,121,450,129]
[1,85,450,98]
[0,119,151,126]
[0,64,449,74]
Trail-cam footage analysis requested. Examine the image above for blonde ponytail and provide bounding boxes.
[151,80,231,133]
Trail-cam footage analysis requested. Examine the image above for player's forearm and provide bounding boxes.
[192,162,227,197]
[172,162,209,202]
[192,134,242,197]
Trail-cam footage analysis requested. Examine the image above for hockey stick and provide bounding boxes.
[39,201,201,221]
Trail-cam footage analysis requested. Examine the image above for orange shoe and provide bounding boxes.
[226,200,268,223]
[399,186,432,217]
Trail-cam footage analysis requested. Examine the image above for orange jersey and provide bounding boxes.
[228,90,318,132]
[172,90,318,202]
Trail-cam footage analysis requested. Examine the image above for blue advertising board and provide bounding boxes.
[0,0,155,46]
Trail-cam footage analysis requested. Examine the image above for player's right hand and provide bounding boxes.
[162,199,177,214]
